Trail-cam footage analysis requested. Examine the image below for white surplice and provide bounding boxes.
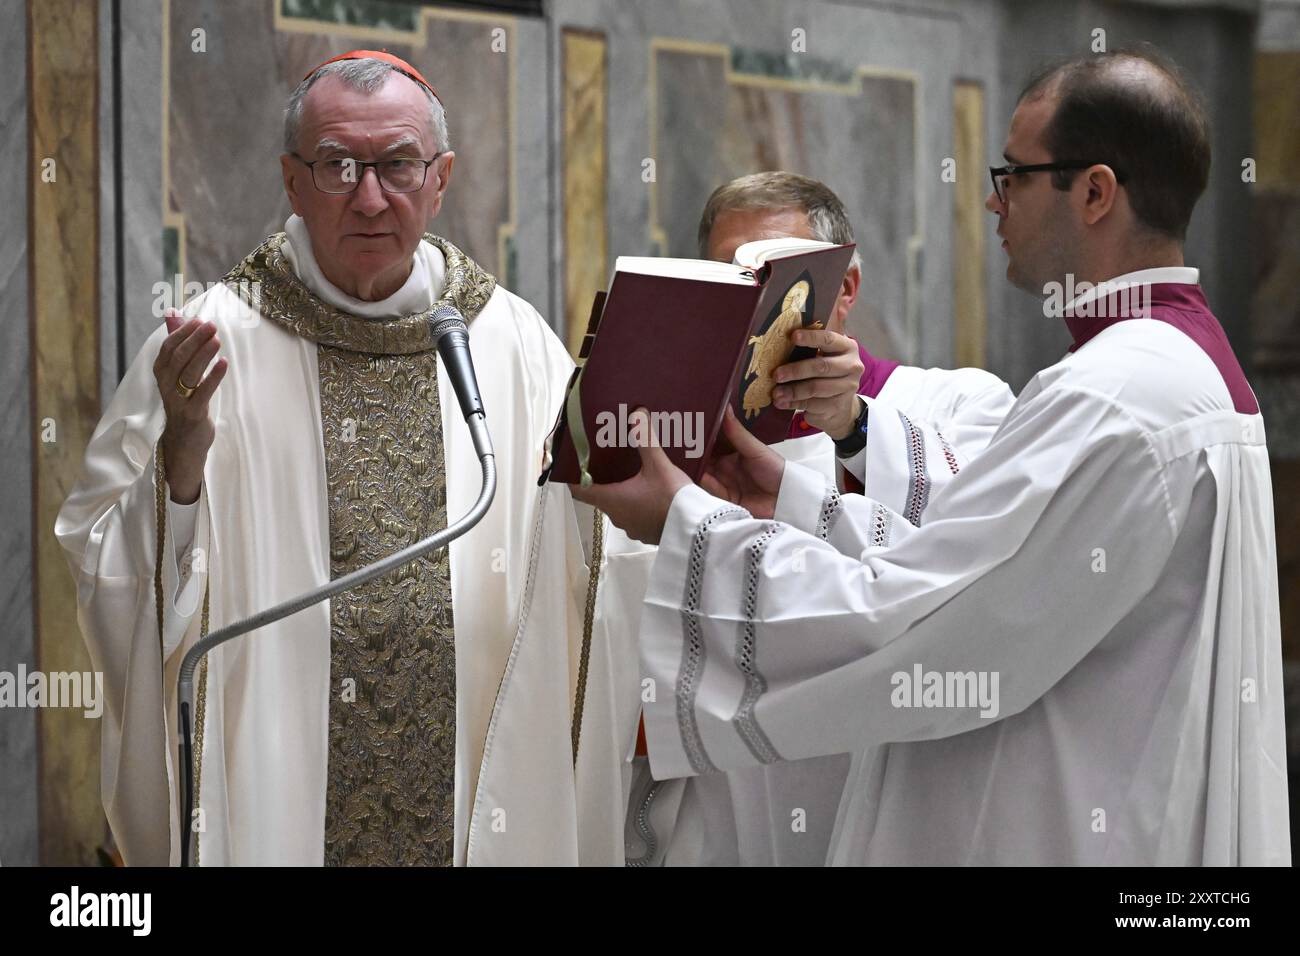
[637,278,1290,865]
[56,218,595,865]
[575,365,1015,865]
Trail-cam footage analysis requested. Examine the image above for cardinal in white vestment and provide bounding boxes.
[575,50,1290,865]
[56,52,596,866]
[574,173,1014,866]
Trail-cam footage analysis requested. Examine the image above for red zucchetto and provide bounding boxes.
[303,49,440,103]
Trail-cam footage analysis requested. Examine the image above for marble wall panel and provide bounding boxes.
[952,80,987,370]
[651,44,920,360]
[29,0,110,866]
[0,0,37,869]
[1251,50,1300,372]
[562,28,608,357]
[549,0,966,369]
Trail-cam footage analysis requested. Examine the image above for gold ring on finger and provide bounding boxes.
[176,377,198,399]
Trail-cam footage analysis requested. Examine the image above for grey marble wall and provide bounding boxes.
[0,2,36,868]
[1260,0,1300,48]
[103,0,1264,391]
[104,0,166,388]
[548,0,970,371]
[1253,0,1300,457]
[545,0,1259,391]
[509,14,554,321]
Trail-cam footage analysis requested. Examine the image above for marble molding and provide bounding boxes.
[952,80,987,370]
[1250,50,1300,371]
[562,28,608,359]
[29,0,110,866]
[117,1,167,371]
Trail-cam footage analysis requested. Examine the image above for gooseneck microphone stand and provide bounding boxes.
[176,306,491,867]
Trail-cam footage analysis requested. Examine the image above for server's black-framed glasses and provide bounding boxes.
[292,151,445,194]
[988,161,1124,205]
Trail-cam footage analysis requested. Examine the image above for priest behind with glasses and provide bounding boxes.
[56,51,598,866]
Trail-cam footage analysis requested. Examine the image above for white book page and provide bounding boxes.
[732,237,836,269]
[612,238,840,286]
[613,256,757,285]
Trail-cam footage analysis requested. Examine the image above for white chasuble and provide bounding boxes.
[56,221,594,865]
[636,285,1290,865]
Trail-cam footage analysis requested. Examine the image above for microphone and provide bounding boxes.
[429,304,490,461]
[175,301,497,867]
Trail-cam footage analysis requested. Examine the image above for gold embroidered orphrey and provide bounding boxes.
[155,232,496,866]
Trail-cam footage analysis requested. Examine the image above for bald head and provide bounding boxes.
[1018,45,1210,241]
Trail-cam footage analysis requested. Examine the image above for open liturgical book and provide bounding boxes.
[541,238,857,486]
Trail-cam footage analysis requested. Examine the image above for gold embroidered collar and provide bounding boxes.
[221,232,496,355]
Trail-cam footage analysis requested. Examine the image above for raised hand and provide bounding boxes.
[153,308,228,504]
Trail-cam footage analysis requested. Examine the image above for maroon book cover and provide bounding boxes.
[543,242,856,485]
